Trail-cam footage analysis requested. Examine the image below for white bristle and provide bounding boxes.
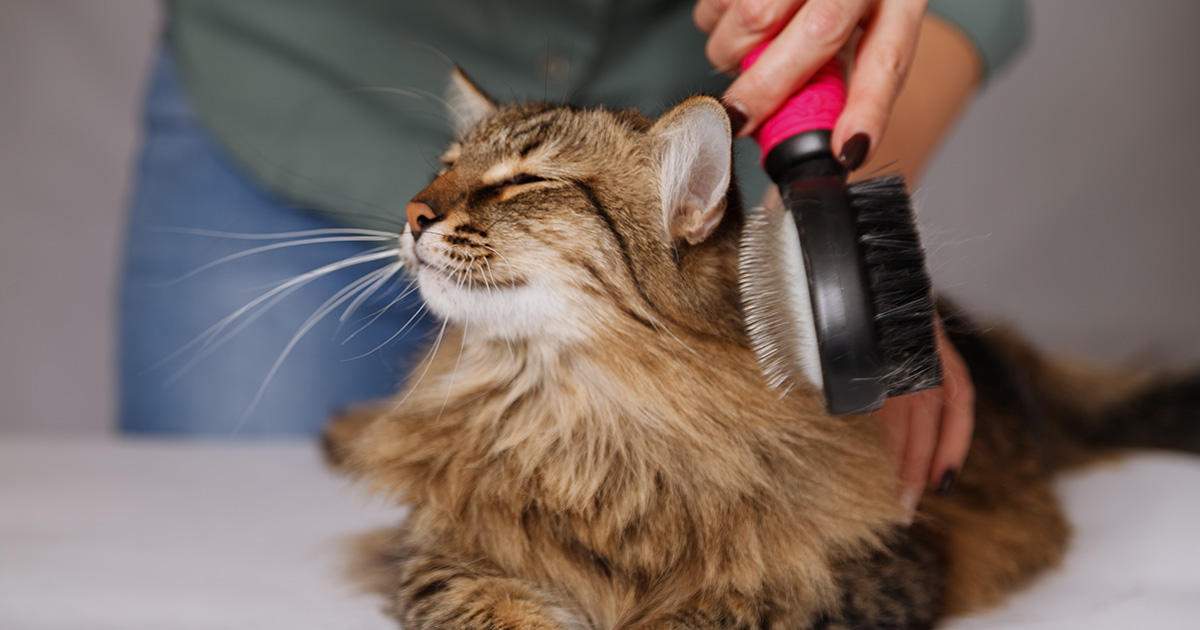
[738,205,823,395]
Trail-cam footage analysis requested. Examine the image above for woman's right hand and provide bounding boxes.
[694,0,929,169]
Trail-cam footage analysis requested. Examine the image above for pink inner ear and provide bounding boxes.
[676,195,726,245]
[657,101,731,243]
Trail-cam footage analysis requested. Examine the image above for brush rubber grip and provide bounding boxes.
[740,43,846,163]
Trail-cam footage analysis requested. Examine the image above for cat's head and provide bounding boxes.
[398,69,743,344]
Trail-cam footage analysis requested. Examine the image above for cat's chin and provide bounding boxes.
[415,264,592,343]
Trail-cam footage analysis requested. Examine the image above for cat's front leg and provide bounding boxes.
[622,592,776,630]
[321,405,386,470]
[395,550,591,630]
[817,532,943,630]
[623,532,941,630]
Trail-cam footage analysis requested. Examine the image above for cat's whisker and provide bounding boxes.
[403,40,456,73]
[435,272,473,422]
[333,263,406,332]
[239,247,398,294]
[480,256,516,360]
[153,236,397,287]
[151,247,400,380]
[349,86,462,123]
[429,255,467,283]
[299,208,409,232]
[188,246,400,352]
[338,260,405,326]
[390,315,451,414]
[237,259,411,427]
[342,279,423,345]
[342,302,430,362]
[158,281,308,385]
[197,260,393,388]
[475,257,496,302]
[151,226,399,240]
[560,44,575,104]
[476,244,516,280]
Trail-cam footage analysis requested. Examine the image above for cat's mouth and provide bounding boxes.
[400,228,528,294]
[413,253,527,292]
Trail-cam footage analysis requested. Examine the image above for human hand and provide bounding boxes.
[878,318,974,523]
[693,0,929,169]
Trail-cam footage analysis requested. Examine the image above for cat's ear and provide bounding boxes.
[650,96,733,245]
[446,66,497,136]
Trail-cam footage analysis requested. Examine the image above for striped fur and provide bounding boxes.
[324,76,1200,629]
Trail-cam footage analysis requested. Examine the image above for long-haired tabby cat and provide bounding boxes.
[322,70,1200,629]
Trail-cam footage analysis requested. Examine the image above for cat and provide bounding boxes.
[321,69,1200,629]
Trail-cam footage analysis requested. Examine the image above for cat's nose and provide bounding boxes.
[406,201,441,240]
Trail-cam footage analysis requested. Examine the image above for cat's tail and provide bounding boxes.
[940,304,1200,471]
[1036,359,1200,468]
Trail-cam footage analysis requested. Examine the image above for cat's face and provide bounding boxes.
[398,70,738,343]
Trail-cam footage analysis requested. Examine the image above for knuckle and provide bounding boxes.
[874,41,911,80]
[694,0,730,31]
[804,1,854,49]
[730,70,778,111]
[737,68,770,94]
[705,36,726,67]
[734,0,780,34]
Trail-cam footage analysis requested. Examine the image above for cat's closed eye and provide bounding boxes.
[492,173,547,188]
[477,173,549,199]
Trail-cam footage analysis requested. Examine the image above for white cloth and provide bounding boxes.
[2,438,1197,629]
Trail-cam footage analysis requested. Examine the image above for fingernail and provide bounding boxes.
[899,484,923,525]
[936,468,959,496]
[723,99,749,137]
[839,133,870,170]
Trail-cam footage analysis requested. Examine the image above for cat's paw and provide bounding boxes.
[402,592,586,630]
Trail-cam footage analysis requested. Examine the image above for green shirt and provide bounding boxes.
[168,0,1027,231]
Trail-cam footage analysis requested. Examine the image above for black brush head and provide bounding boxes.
[749,130,942,413]
[849,175,943,396]
[778,157,890,415]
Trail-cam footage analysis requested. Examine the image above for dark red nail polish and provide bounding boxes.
[936,468,958,496]
[839,133,870,170]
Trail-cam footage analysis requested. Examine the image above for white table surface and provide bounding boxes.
[2,437,1198,629]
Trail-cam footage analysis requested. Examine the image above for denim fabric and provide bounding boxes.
[119,49,434,436]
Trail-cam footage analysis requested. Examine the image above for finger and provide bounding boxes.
[723,0,871,136]
[833,0,926,167]
[897,388,941,522]
[705,0,808,73]
[694,0,734,34]
[899,400,941,483]
[879,394,911,476]
[929,322,975,493]
[878,391,931,523]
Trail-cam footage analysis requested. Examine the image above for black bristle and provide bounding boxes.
[849,175,943,396]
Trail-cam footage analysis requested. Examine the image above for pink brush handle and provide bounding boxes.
[740,43,846,163]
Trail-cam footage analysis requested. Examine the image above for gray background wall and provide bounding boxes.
[1,1,1197,434]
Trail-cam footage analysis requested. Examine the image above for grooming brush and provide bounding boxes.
[737,43,942,415]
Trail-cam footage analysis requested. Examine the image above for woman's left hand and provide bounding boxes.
[878,319,974,523]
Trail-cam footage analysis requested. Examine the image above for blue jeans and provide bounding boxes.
[119,49,433,436]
